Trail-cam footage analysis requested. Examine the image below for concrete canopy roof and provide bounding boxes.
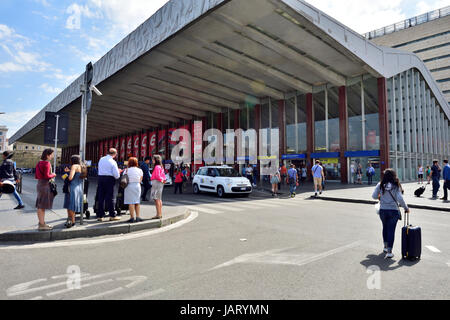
[10,0,449,147]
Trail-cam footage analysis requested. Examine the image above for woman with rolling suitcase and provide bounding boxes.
[372,169,410,259]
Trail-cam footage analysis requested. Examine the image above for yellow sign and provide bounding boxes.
[319,158,339,164]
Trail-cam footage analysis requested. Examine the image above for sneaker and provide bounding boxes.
[383,248,389,253]
[135,217,144,223]
[38,224,53,231]
[127,218,136,223]
[110,216,121,222]
[385,253,394,259]
[14,205,25,210]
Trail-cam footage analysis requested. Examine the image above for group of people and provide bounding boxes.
[352,163,376,185]
[34,148,170,231]
[418,160,450,200]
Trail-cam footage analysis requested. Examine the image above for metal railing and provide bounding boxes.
[364,6,450,40]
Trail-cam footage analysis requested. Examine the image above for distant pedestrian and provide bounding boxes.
[63,155,87,228]
[311,160,324,197]
[174,168,184,194]
[288,164,298,198]
[0,151,24,210]
[140,157,152,202]
[366,163,375,185]
[301,165,307,183]
[270,168,281,197]
[426,166,432,184]
[124,157,143,223]
[35,149,56,231]
[372,168,410,259]
[280,164,287,188]
[151,155,166,219]
[417,165,424,184]
[431,160,441,199]
[245,164,253,184]
[97,148,121,222]
[320,162,326,190]
[356,164,363,185]
[442,160,450,201]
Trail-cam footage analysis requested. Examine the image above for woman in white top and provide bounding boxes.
[124,157,143,223]
[418,165,424,184]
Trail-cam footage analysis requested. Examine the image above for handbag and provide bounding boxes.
[120,169,129,189]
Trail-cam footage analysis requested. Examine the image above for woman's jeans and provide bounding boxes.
[379,209,400,251]
[0,179,24,206]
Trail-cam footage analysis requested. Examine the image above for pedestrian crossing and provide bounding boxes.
[164,196,304,215]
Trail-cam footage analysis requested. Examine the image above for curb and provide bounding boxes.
[312,196,450,212]
[0,210,191,243]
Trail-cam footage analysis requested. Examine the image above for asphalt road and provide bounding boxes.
[1,177,449,300]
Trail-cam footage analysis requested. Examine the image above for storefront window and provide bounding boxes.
[327,87,340,152]
[314,91,326,152]
[286,97,296,154]
[347,82,363,151]
[364,77,380,150]
[297,95,307,153]
[349,157,380,184]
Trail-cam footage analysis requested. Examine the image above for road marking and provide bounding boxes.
[184,206,220,215]
[77,287,124,300]
[116,276,147,288]
[426,246,442,253]
[46,279,114,297]
[201,203,244,212]
[6,269,132,297]
[123,288,166,300]
[210,241,362,271]
[0,211,198,250]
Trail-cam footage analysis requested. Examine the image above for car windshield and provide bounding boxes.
[217,168,241,177]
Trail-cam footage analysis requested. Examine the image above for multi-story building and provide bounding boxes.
[366,6,450,105]
[12,142,61,169]
[0,126,8,152]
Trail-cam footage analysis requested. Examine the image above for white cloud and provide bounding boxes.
[305,0,407,33]
[34,0,51,7]
[40,83,62,94]
[1,109,41,139]
[65,3,101,30]
[415,0,449,15]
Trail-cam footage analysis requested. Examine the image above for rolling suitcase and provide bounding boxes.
[414,186,426,197]
[401,212,421,260]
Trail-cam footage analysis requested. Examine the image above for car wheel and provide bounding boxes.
[193,184,200,194]
[217,186,225,198]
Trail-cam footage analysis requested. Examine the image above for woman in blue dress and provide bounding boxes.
[63,155,87,228]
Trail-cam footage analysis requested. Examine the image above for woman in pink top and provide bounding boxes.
[150,155,166,219]
[35,149,57,231]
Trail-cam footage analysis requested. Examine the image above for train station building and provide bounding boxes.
[10,0,450,183]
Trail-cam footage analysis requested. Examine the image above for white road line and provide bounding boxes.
[201,203,244,212]
[185,206,220,215]
[426,246,442,253]
[0,211,198,250]
[46,279,114,297]
[123,288,166,300]
[6,269,132,297]
[77,287,124,300]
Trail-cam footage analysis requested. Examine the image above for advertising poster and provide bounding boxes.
[126,136,133,158]
[148,132,157,156]
[158,129,166,158]
[133,134,140,158]
[120,137,126,161]
[141,132,148,159]
[99,141,104,159]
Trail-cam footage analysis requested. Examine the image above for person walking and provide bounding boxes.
[124,157,144,223]
[270,168,281,197]
[35,149,56,231]
[140,156,152,202]
[97,148,121,222]
[287,164,298,198]
[312,160,324,197]
[63,155,86,228]
[426,165,432,184]
[151,155,166,219]
[0,151,24,210]
[356,164,363,185]
[367,163,375,185]
[441,160,450,201]
[372,168,409,259]
[280,164,287,189]
[174,168,184,194]
[418,165,424,184]
[431,160,441,199]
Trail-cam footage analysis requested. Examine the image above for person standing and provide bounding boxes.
[431,160,441,199]
[418,165,424,184]
[245,164,253,185]
[140,157,152,202]
[287,164,298,198]
[173,168,184,194]
[124,157,144,223]
[63,155,86,228]
[97,148,121,222]
[311,160,323,197]
[441,160,450,201]
[280,164,287,188]
[270,168,281,197]
[35,149,56,231]
[356,164,363,185]
[151,155,166,219]
[372,168,410,259]
[426,165,432,184]
[367,163,375,185]
[301,165,307,184]
[0,151,24,210]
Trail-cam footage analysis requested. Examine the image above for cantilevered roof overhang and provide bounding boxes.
[10,0,450,146]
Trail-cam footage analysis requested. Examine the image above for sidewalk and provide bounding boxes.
[256,180,450,212]
[0,175,191,242]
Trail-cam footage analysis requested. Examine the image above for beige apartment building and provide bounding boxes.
[365,6,450,105]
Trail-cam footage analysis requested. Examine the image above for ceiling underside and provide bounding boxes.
[18,0,375,147]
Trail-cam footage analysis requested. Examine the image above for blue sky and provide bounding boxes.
[1,0,448,139]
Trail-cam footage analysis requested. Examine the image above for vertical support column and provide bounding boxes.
[405,71,412,154]
[255,104,261,175]
[361,78,366,150]
[325,87,329,152]
[416,73,423,155]
[165,125,169,163]
[278,100,286,161]
[306,93,314,180]
[390,76,398,172]
[378,77,390,173]
[421,81,428,154]
[338,86,348,183]
[233,110,240,166]
[410,70,417,154]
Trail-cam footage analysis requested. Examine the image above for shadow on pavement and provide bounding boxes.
[360,253,420,271]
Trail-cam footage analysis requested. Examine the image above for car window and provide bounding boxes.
[207,168,216,177]
[197,168,206,176]
[217,168,241,177]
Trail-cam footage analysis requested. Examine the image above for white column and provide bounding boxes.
[426,90,433,156]
[410,70,418,154]
[405,71,412,154]
[325,87,329,152]
[421,81,428,154]
[415,72,423,154]
[361,79,366,150]
[398,75,405,154]
[390,76,398,172]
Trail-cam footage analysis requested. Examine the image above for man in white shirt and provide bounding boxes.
[97,148,121,222]
[311,160,324,197]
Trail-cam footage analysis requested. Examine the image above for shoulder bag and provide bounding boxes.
[387,189,403,221]
[120,169,129,189]
[39,162,57,197]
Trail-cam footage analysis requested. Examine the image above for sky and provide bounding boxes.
[1,0,449,140]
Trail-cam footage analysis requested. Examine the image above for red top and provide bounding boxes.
[174,172,184,183]
[35,161,56,180]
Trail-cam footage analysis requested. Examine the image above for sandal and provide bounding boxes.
[151,216,162,220]
[38,224,53,231]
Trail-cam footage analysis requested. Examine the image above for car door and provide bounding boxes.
[204,168,218,192]
[196,168,210,192]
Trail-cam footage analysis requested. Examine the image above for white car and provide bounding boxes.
[192,166,252,197]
